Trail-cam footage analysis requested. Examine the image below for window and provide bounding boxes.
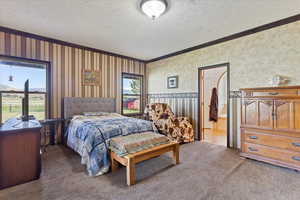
[122,73,143,115]
[0,56,49,123]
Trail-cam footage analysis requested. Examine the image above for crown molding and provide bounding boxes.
[0,26,146,62]
[146,14,300,63]
[1,13,299,64]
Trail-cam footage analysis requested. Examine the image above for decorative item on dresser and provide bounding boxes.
[240,86,300,171]
[0,119,42,189]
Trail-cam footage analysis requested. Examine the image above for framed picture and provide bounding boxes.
[82,69,101,86]
[167,76,178,89]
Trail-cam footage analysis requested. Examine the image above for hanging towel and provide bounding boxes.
[209,87,218,122]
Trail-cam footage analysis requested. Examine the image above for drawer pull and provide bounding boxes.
[292,142,300,147]
[269,92,279,95]
[292,156,300,161]
[249,136,258,139]
[248,147,259,152]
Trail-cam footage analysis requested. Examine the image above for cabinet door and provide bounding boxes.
[295,101,300,131]
[241,99,258,127]
[274,100,300,131]
[258,100,273,129]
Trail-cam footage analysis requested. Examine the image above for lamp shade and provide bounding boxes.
[141,0,167,19]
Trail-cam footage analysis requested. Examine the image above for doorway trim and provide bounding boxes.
[197,63,230,147]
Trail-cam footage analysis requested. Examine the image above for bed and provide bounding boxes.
[63,97,158,176]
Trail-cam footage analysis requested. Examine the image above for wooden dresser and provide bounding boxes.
[240,86,300,171]
[0,120,42,189]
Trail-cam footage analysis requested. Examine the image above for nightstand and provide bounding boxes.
[40,118,62,151]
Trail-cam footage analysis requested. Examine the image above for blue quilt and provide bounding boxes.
[66,115,157,176]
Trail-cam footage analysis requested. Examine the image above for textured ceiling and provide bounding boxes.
[0,0,299,60]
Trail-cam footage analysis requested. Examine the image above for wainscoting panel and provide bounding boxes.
[148,93,199,140]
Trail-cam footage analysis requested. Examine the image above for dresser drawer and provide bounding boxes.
[254,90,298,97]
[243,89,299,97]
[244,131,300,152]
[243,143,300,166]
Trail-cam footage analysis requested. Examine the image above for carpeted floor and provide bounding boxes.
[1,142,300,200]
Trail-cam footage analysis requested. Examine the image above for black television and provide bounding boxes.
[21,79,29,121]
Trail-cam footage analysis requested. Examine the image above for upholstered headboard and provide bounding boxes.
[63,97,116,119]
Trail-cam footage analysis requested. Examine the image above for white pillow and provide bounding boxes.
[82,112,109,116]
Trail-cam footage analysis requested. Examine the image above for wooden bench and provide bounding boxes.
[110,142,180,186]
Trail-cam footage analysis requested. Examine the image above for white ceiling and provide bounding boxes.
[0,0,299,60]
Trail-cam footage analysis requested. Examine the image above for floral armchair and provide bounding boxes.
[144,103,194,143]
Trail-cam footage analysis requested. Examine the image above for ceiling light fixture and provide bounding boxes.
[140,0,168,20]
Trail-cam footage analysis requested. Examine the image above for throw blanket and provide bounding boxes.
[66,114,157,176]
[110,132,170,157]
[209,87,219,122]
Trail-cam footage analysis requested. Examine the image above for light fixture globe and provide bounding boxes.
[140,0,168,20]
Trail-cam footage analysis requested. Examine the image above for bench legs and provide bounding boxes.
[126,157,136,186]
[111,155,119,172]
[173,143,180,165]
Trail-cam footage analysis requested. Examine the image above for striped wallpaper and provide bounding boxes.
[0,31,146,119]
[148,92,199,140]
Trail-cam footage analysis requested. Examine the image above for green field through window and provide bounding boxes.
[1,93,46,122]
[0,59,47,123]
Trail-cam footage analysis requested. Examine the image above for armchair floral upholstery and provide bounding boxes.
[144,103,194,143]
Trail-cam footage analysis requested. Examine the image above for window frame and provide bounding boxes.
[0,55,51,124]
[121,72,143,116]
